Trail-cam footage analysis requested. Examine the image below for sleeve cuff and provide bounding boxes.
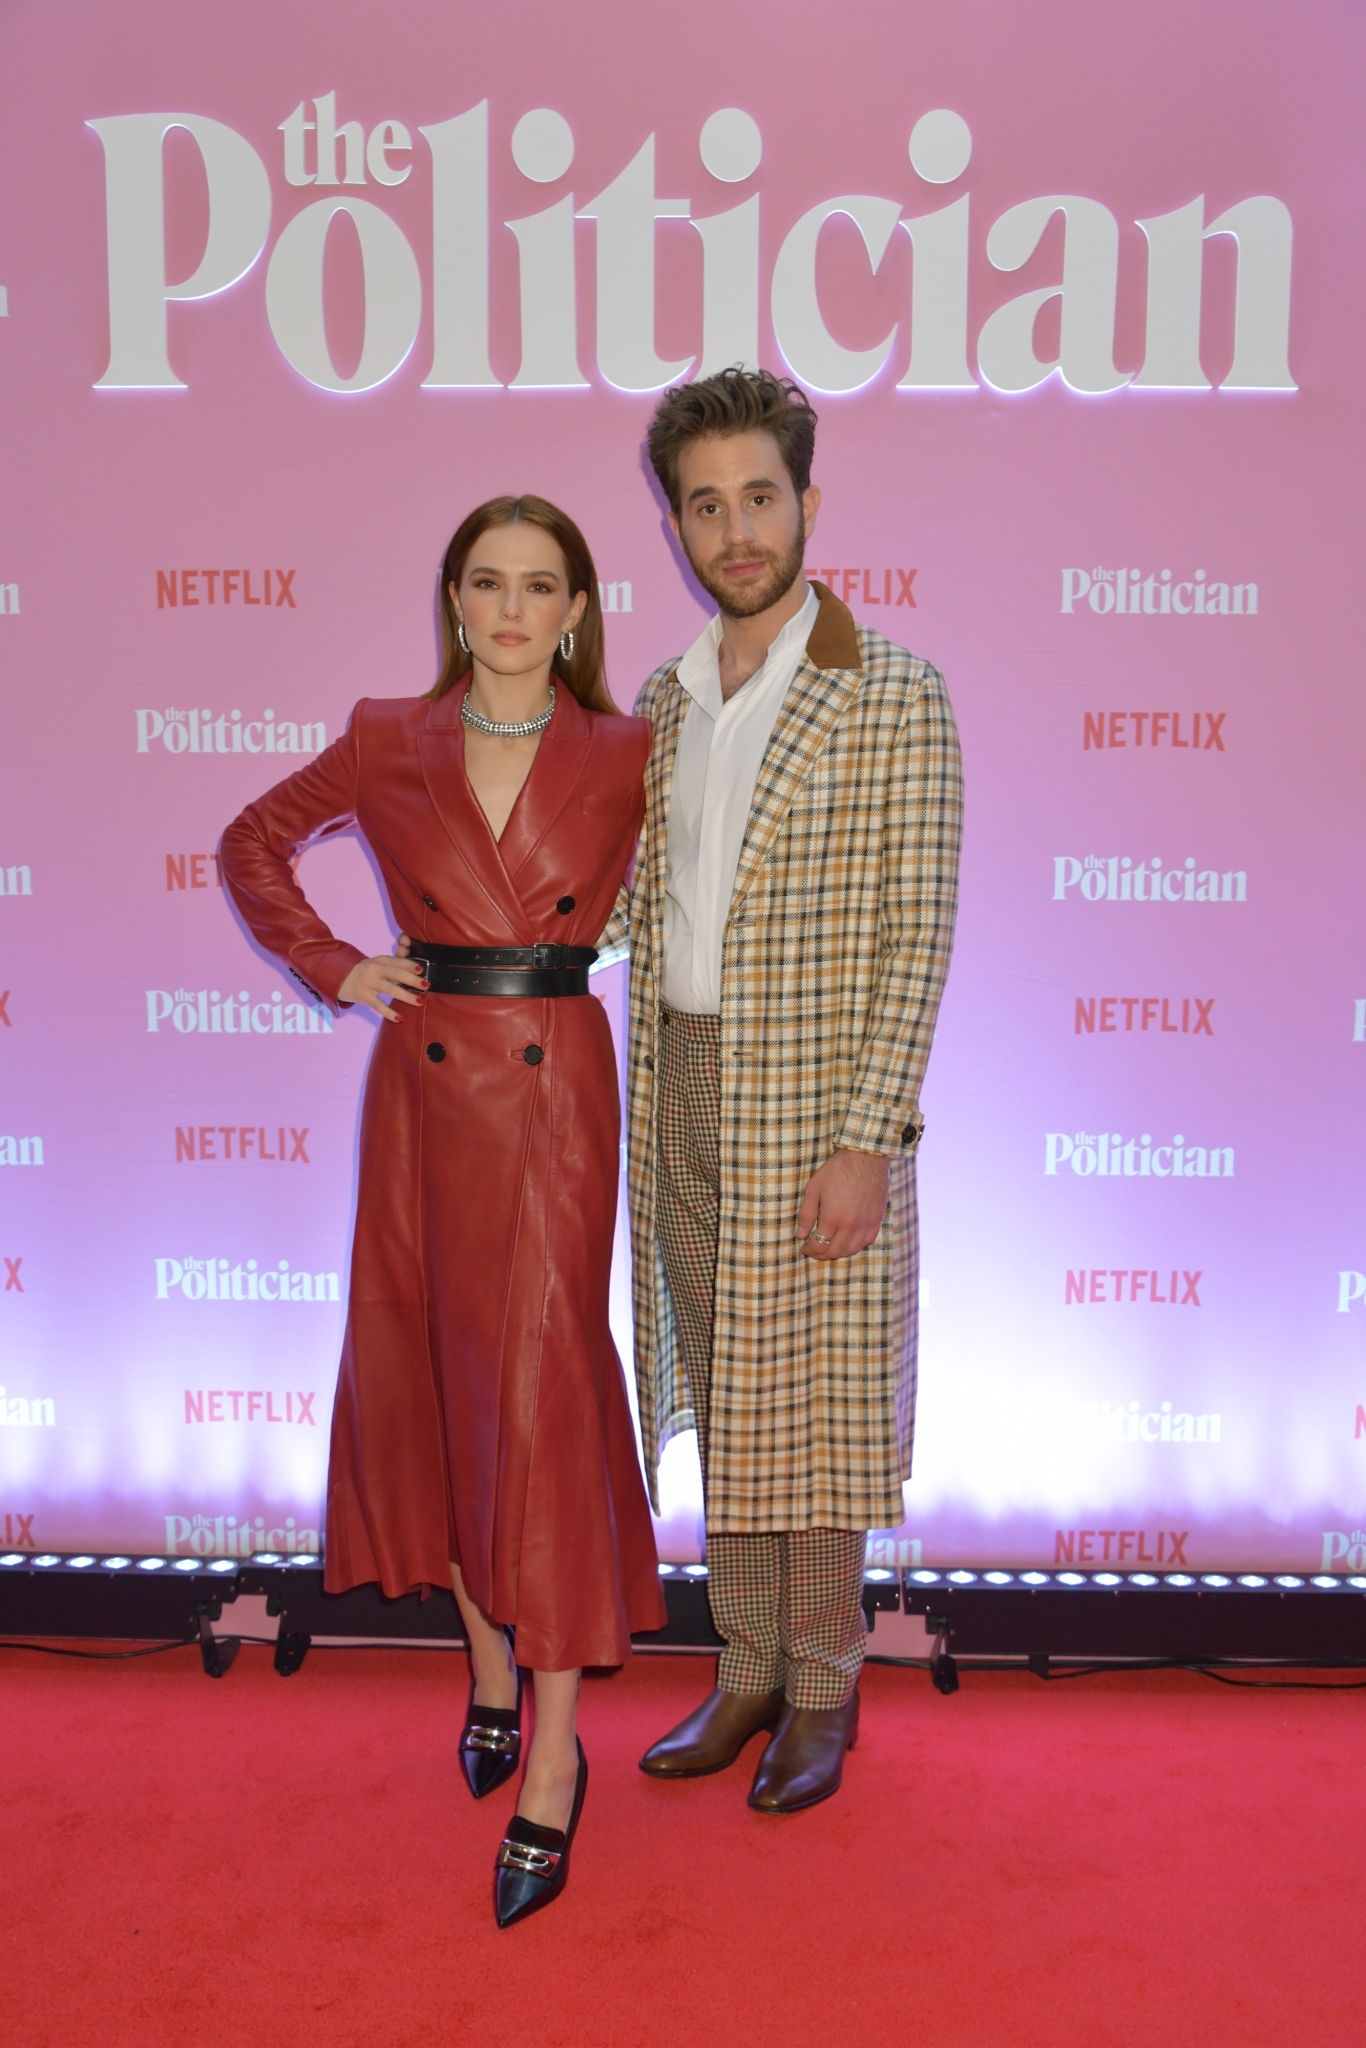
[289,942,367,1014]
[835,1099,924,1156]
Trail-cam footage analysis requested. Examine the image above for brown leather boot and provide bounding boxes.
[639,1686,786,1778]
[747,1691,860,1814]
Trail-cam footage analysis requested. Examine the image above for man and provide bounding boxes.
[627,366,962,1813]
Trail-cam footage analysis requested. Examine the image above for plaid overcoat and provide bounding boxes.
[620,582,963,1533]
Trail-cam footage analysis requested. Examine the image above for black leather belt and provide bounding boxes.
[410,942,598,998]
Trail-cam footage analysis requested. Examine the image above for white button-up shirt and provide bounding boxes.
[662,584,818,1014]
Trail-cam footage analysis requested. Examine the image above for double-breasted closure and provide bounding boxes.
[220,685,666,1669]
[626,584,963,1533]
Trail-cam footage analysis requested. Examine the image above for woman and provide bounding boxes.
[220,496,666,1927]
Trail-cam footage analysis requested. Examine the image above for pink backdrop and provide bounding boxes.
[3,0,1363,1575]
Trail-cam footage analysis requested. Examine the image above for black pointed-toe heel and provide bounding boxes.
[459,1670,524,1800]
[493,1740,589,1929]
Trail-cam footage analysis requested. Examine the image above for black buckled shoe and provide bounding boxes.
[459,1670,524,1800]
[493,1741,588,1929]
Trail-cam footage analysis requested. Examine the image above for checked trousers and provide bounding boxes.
[654,1006,866,1712]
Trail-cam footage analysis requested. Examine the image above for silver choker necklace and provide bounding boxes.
[461,685,556,738]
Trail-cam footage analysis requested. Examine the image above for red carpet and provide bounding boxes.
[1,1645,1361,2048]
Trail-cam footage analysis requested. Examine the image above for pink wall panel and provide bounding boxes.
[1,0,1363,1574]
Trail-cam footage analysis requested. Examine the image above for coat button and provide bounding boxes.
[426,1043,446,1064]
[523,1044,544,1065]
[422,894,437,910]
[901,1119,920,1147]
[556,895,575,915]
[642,1054,654,1071]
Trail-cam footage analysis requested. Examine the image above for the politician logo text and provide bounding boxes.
[0,864,32,896]
[184,1389,317,1424]
[175,1127,310,1162]
[1337,1273,1366,1312]
[147,988,333,1034]
[1062,568,1258,615]
[1066,1269,1202,1305]
[1054,856,1246,903]
[164,1511,321,1558]
[156,569,296,608]
[155,1257,340,1302]
[1321,1530,1366,1575]
[88,103,1294,398]
[0,1385,55,1428]
[135,708,324,755]
[1046,1132,1233,1178]
[0,1136,43,1167]
[1076,1399,1219,1443]
[1083,711,1225,750]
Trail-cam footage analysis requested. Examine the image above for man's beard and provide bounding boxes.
[685,520,807,620]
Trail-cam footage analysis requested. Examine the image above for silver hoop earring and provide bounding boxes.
[559,630,575,661]
[457,619,470,655]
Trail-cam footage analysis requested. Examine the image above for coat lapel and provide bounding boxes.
[642,670,691,983]
[498,685,594,884]
[417,685,533,941]
[727,583,864,917]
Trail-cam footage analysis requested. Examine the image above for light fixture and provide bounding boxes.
[1129,1573,1158,1587]
[136,1557,166,1572]
[983,1570,1013,1585]
[1093,1572,1122,1586]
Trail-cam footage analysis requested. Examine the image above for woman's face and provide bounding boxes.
[451,523,586,683]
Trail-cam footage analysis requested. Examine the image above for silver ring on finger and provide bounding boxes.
[809,1229,832,1245]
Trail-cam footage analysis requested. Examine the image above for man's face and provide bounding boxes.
[670,430,820,620]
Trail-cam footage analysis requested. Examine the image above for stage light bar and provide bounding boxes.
[0,1553,243,1579]
[902,1567,1363,1594]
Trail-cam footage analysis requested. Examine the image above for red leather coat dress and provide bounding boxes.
[220,684,666,1669]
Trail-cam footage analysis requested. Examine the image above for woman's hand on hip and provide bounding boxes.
[337,952,428,1020]
[797,1150,890,1260]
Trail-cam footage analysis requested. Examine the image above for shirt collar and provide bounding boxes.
[676,582,819,712]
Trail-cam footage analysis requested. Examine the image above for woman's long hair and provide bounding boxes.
[428,495,617,713]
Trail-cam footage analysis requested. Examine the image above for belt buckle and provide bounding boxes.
[531,944,559,970]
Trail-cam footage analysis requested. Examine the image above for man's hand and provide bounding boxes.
[337,951,428,1020]
[796,1150,890,1260]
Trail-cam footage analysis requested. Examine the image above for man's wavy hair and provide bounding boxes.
[645,367,818,516]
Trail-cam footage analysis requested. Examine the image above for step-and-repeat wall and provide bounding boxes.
[3,0,1363,1574]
